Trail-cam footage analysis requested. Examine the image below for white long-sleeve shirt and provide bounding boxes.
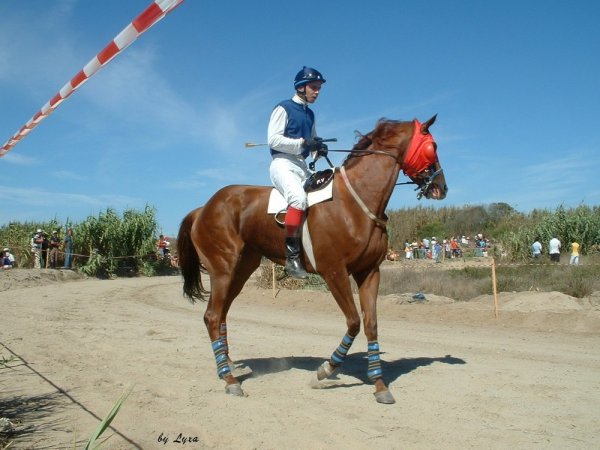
[267,94,317,156]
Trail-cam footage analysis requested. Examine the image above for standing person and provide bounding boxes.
[31,229,43,268]
[157,234,167,257]
[549,235,561,263]
[48,230,61,269]
[569,241,580,266]
[268,66,328,279]
[531,237,542,259]
[434,240,443,263]
[63,228,74,269]
[421,237,430,259]
[404,241,413,260]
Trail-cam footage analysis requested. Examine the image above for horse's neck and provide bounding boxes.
[342,156,401,216]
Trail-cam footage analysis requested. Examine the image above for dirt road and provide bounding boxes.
[1,271,599,449]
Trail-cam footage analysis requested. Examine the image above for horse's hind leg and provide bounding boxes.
[204,251,261,397]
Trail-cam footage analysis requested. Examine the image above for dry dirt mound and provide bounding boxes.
[0,268,85,292]
[471,291,587,312]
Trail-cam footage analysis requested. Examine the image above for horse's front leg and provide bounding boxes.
[316,271,361,381]
[354,268,395,404]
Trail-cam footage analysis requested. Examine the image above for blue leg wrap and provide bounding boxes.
[211,338,231,378]
[367,340,383,381]
[330,333,356,365]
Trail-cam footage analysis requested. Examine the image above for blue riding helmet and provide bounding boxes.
[294,66,326,89]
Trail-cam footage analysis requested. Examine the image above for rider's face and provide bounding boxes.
[303,81,323,103]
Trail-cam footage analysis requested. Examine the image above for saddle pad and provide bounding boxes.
[267,180,334,214]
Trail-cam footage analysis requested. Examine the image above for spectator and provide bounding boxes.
[63,228,74,269]
[48,230,61,269]
[431,237,438,260]
[531,237,542,259]
[41,231,49,267]
[31,229,44,268]
[411,240,419,259]
[404,241,413,260]
[422,237,430,253]
[450,238,461,258]
[157,234,167,257]
[1,248,15,269]
[434,241,443,263]
[475,233,486,257]
[569,241,580,266]
[549,235,561,263]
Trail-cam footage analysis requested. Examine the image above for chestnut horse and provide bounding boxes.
[178,115,447,404]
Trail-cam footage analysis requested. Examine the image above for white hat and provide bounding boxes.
[37,229,42,233]
[3,248,8,252]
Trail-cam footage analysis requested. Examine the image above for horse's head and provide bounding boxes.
[349,115,447,200]
[400,115,447,200]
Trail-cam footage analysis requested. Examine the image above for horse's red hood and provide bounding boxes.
[402,120,438,178]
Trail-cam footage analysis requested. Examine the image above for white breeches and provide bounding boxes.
[269,154,311,210]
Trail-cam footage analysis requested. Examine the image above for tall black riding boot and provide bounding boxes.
[285,236,308,279]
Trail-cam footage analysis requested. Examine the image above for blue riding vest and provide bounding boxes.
[270,99,314,159]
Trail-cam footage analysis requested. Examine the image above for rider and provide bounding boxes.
[268,66,329,279]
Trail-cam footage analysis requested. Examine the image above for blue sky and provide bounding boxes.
[1,0,599,236]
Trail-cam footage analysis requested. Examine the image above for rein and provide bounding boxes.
[326,148,444,200]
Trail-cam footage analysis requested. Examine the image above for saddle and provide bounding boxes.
[267,168,335,215]
[303,168,334,193]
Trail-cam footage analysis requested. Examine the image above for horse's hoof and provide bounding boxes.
[373,389,395,404]
[225,383,245,397]
[316,361,338,381]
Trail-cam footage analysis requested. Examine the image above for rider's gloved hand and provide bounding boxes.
[303,137,322,153]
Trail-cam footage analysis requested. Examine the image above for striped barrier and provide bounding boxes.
[0,0,185,157]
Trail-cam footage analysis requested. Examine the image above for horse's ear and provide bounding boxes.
[420,114,437,134]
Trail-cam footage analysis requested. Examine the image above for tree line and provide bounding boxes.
[385,203,600,260]
[2,203,599,276]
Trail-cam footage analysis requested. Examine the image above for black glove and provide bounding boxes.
[303,137,322,153]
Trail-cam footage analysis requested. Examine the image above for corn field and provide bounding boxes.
[0,206,166,277]
[1,204,599,277]
[385,203,600,260]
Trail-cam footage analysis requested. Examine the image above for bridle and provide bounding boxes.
[322,119,444,200]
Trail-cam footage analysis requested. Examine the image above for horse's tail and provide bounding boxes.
[177,207,209,303]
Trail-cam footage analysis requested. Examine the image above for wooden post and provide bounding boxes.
[491,257,499,318]
[272,262,276,299]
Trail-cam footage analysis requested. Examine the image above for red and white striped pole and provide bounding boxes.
[0,0,185,158]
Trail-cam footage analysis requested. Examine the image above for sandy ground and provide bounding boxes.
[1,268,600,449]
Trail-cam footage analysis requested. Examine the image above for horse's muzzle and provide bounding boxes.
[426,184,447,200]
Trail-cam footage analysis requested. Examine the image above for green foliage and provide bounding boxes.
[498,204,600,260]
[85,387,132,450]
[385,203,600,261]
[76,206,158,277]
[0,205,164,277]
[385,203,524,250]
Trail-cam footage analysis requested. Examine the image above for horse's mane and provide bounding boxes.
[342,118,409,169]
